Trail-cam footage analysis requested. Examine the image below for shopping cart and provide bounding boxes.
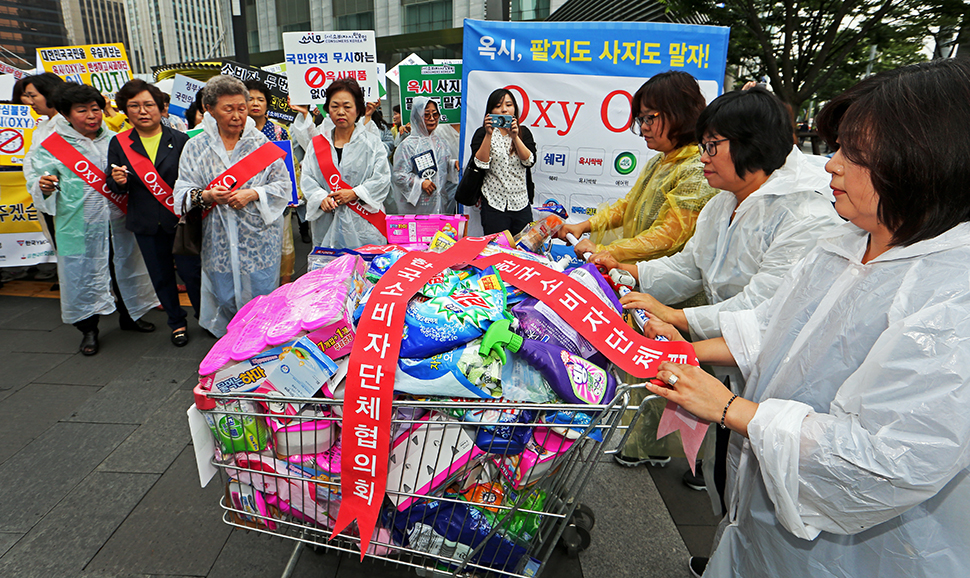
[192,379,638,578]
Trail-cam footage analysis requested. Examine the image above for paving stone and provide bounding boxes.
[84,447,231,576]
[0,532,22,558]
[0,324,83,355]
[39,342,193,387]
[65,377,182,425]
[0,472,156,578]
[207,528,340,578]
[0,296,62,331]
[0,422,135,533]
[141,325,219,361]
[0,383,101,465]
[98,388,196,474]
[0,352,73,393]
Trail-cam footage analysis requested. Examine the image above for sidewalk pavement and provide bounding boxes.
[0,226,717,578]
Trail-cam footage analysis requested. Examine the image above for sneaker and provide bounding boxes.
[682,464,706,491]
[613,453,671,468]
[688,556,708,577]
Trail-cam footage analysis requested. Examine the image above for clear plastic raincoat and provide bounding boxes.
[24,116,159,324]
[300,118,391,249]
[709,221,970,578]
[388,97,457,215]
[24,116,59,215]
[624,147,842,464]
[588,145,717,263]
[636,147,843,341]
[173,114,290,337]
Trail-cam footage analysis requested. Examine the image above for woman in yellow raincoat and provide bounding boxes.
[558,71,716,263]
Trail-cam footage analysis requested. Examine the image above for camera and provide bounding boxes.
[490,114,514,129]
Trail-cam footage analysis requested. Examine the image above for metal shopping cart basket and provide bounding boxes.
[191,380,637,578]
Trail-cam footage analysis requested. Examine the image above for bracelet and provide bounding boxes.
[720,394,739,429]
[190,188,213,210]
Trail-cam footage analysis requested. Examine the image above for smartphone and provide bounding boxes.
[490,114,514,129]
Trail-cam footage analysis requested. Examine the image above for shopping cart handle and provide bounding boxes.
[565,233,592,261]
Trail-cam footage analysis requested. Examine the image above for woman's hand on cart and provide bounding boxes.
[619,290,688,333]
[642,313,686,342]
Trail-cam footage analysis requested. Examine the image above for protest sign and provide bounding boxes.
[0,105,38,167]
[399,64,461,125]
[0,172,55,266]
[0,62,29,80]
[461,20,729,231]
[37,43,132,98]
[169,74,205,120]
[376,62,387,100]
[385,52,426,86]
[283,31,378,104]
[0,75,16,102]
[220,60,296,124]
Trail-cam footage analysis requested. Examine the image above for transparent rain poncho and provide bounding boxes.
[173,113,290,337]
[24,116,159,324]
[588,144,717,263]
[709,221,970,578]
[300,117,391,249]
[389,97,456,215]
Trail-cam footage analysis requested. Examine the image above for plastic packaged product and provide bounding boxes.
[418,269,462,299]
[365,249,407,282]
[268,404,337,457]
[396,338,504,399]
[228,453,338,530]
[499,351,558,403]
[227,481,277,530]
[481,320,617,405]
[474,409,537,456]
[617,285,649,332]
[459,481,547,546]
[256,336,338,420]
[533,200,568,220]
[399,282,508,359]
[204,399,272,454]
[541,409,604,442]
[514,214,564,253]
[493,428,574,490]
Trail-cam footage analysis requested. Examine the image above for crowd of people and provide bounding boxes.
[6,56,970,578]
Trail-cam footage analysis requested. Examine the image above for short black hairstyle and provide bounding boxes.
[817,59,970,246]
[632,71,706,148]
[324,78,365,122]
[162,92,171,105]
[695,86,792,179]
[23,72,65,101]
[185,101,201,129]
[52,82,105,117]
[114,79,164,112]
[243,79,271,102]
[392,104,401,113]
[11,76,29,104]
[484,88,520,119]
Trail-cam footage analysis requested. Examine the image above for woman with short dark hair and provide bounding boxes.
[595,86,842,470]
[243,79,288,142]
[559,71,718,262]
[25,82,159,354]
[173,75,291,337]
[108,79,200,346]
[650,58,970,578]
[297,78,390,249]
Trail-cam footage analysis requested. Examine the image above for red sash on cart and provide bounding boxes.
[41,132,127,214]
[117,129,176,215]
[311,133,387,238]
[334,238,701,555]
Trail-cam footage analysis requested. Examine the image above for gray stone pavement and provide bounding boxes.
[0,224,717,578]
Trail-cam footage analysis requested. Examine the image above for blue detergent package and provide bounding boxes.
[396,338,504,399]
[474,409,537,455]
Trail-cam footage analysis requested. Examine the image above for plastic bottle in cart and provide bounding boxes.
[514,214,564,253]
[480,319,616,405]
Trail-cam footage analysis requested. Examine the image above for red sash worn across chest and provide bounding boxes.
[41,132,127,213]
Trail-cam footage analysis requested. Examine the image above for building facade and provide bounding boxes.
[60,0,131,52]
[0,0,69,70]
[124,0,234,73]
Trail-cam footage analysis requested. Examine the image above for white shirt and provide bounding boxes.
[474,129,534,212]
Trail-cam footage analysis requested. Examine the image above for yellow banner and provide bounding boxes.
[0,171,55,266]
[0,105,39,167]
[37,43,132,98]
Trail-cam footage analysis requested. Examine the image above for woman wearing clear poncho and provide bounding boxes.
[558,71,718,263]
[173,76,291,337]
[388,97,456,215]
[297,78,391,249]
[26,83,158,355]
[644,60,970,578]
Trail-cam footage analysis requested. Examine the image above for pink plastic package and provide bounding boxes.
[493,427,574,489]
[269,406,337,457]
[301,255,367,359]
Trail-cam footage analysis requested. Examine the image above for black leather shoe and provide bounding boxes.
[80,330,99,356]
[121,318,155,332]
[171,328,188,347]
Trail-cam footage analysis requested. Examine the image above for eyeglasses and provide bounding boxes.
[126,102,157,112]
[424,111,441,120]
[698,138,730,157]
[630,112,661,136]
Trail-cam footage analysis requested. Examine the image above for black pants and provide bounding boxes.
[480,196,533,236]
[135,230,202,331]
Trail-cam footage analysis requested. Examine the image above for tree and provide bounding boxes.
[662,0,954,112]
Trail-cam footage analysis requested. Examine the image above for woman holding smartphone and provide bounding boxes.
[470,88,537,235]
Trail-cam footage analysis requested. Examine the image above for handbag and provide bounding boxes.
[172,195,203,256]
[454,159,486,206]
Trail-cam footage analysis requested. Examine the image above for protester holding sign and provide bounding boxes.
[173,76,291,337]
[297,78,390,249]
[593,87,842,485]
[244,80,289,142]
[558,72,717,263]
[389,97,456,215]
[25,83,159,355]
[107,79,200,347]
[470,88,537,235]
[649,59,970,578]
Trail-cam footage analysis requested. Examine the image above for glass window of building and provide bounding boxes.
[403,0,453,34]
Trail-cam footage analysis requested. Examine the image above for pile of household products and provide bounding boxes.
[192,209,634,575]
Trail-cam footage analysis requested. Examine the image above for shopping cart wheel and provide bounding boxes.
[571,503,596,532]
[559,523,592,557]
